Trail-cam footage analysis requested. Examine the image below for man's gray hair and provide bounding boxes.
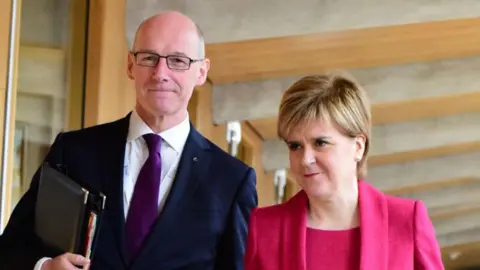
[195,22,206,59]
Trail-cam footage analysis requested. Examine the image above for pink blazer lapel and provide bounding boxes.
[281,191,308,270]
[358,180,389,270]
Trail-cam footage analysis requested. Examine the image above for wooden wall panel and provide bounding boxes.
[242,121,275,206]
[65,0,88,130]
[189,81,229,151]
[191,81,215,140]
[0,0,12,89]
[84,0,132,127]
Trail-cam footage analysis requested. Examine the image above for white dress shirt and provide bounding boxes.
[123,109,190,216]
[34,110,190,270]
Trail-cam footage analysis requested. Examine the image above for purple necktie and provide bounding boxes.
[125,134,162,259]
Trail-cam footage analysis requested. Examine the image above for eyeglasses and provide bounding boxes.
[131,51,203,70]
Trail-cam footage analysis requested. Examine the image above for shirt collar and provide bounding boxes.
[127,109,191,154]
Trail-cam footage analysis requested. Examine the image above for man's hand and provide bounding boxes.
[41,253,90,270]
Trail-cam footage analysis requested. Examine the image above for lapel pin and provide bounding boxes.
[193,157,198,162]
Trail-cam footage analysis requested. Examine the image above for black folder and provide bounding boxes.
[34,162,106,260]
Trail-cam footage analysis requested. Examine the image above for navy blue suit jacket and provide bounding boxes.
[0,113,258,270]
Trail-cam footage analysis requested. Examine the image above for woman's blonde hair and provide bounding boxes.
[277,71,371,179]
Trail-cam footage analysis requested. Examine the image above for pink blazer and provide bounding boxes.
[244,180,444,270]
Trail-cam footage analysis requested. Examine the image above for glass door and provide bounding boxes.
[0,0,89,232]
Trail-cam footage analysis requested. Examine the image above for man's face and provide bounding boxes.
[127,19,209,118]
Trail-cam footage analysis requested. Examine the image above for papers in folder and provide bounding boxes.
[35,162,106,260]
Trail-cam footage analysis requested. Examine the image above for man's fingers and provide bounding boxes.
[64,253,90,266]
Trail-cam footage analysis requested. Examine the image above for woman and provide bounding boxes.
[244,72,444,270]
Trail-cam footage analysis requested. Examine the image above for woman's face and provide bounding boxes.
[285,118,365,199]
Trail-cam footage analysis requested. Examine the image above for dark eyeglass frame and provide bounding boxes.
[131,51,204,70]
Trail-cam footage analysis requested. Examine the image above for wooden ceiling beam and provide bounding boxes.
[442,243,480,269]
[386,177,475,198]
[367,141,480,167]
[248,91,480,140]
[431,204,480,221]
[206,18,480,84]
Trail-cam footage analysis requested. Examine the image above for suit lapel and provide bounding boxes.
[359,180,389,270]
[100,114,130,267]
[282,191,308,270]
[132,126,211,267]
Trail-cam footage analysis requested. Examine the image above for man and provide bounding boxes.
[0,11,258,270]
